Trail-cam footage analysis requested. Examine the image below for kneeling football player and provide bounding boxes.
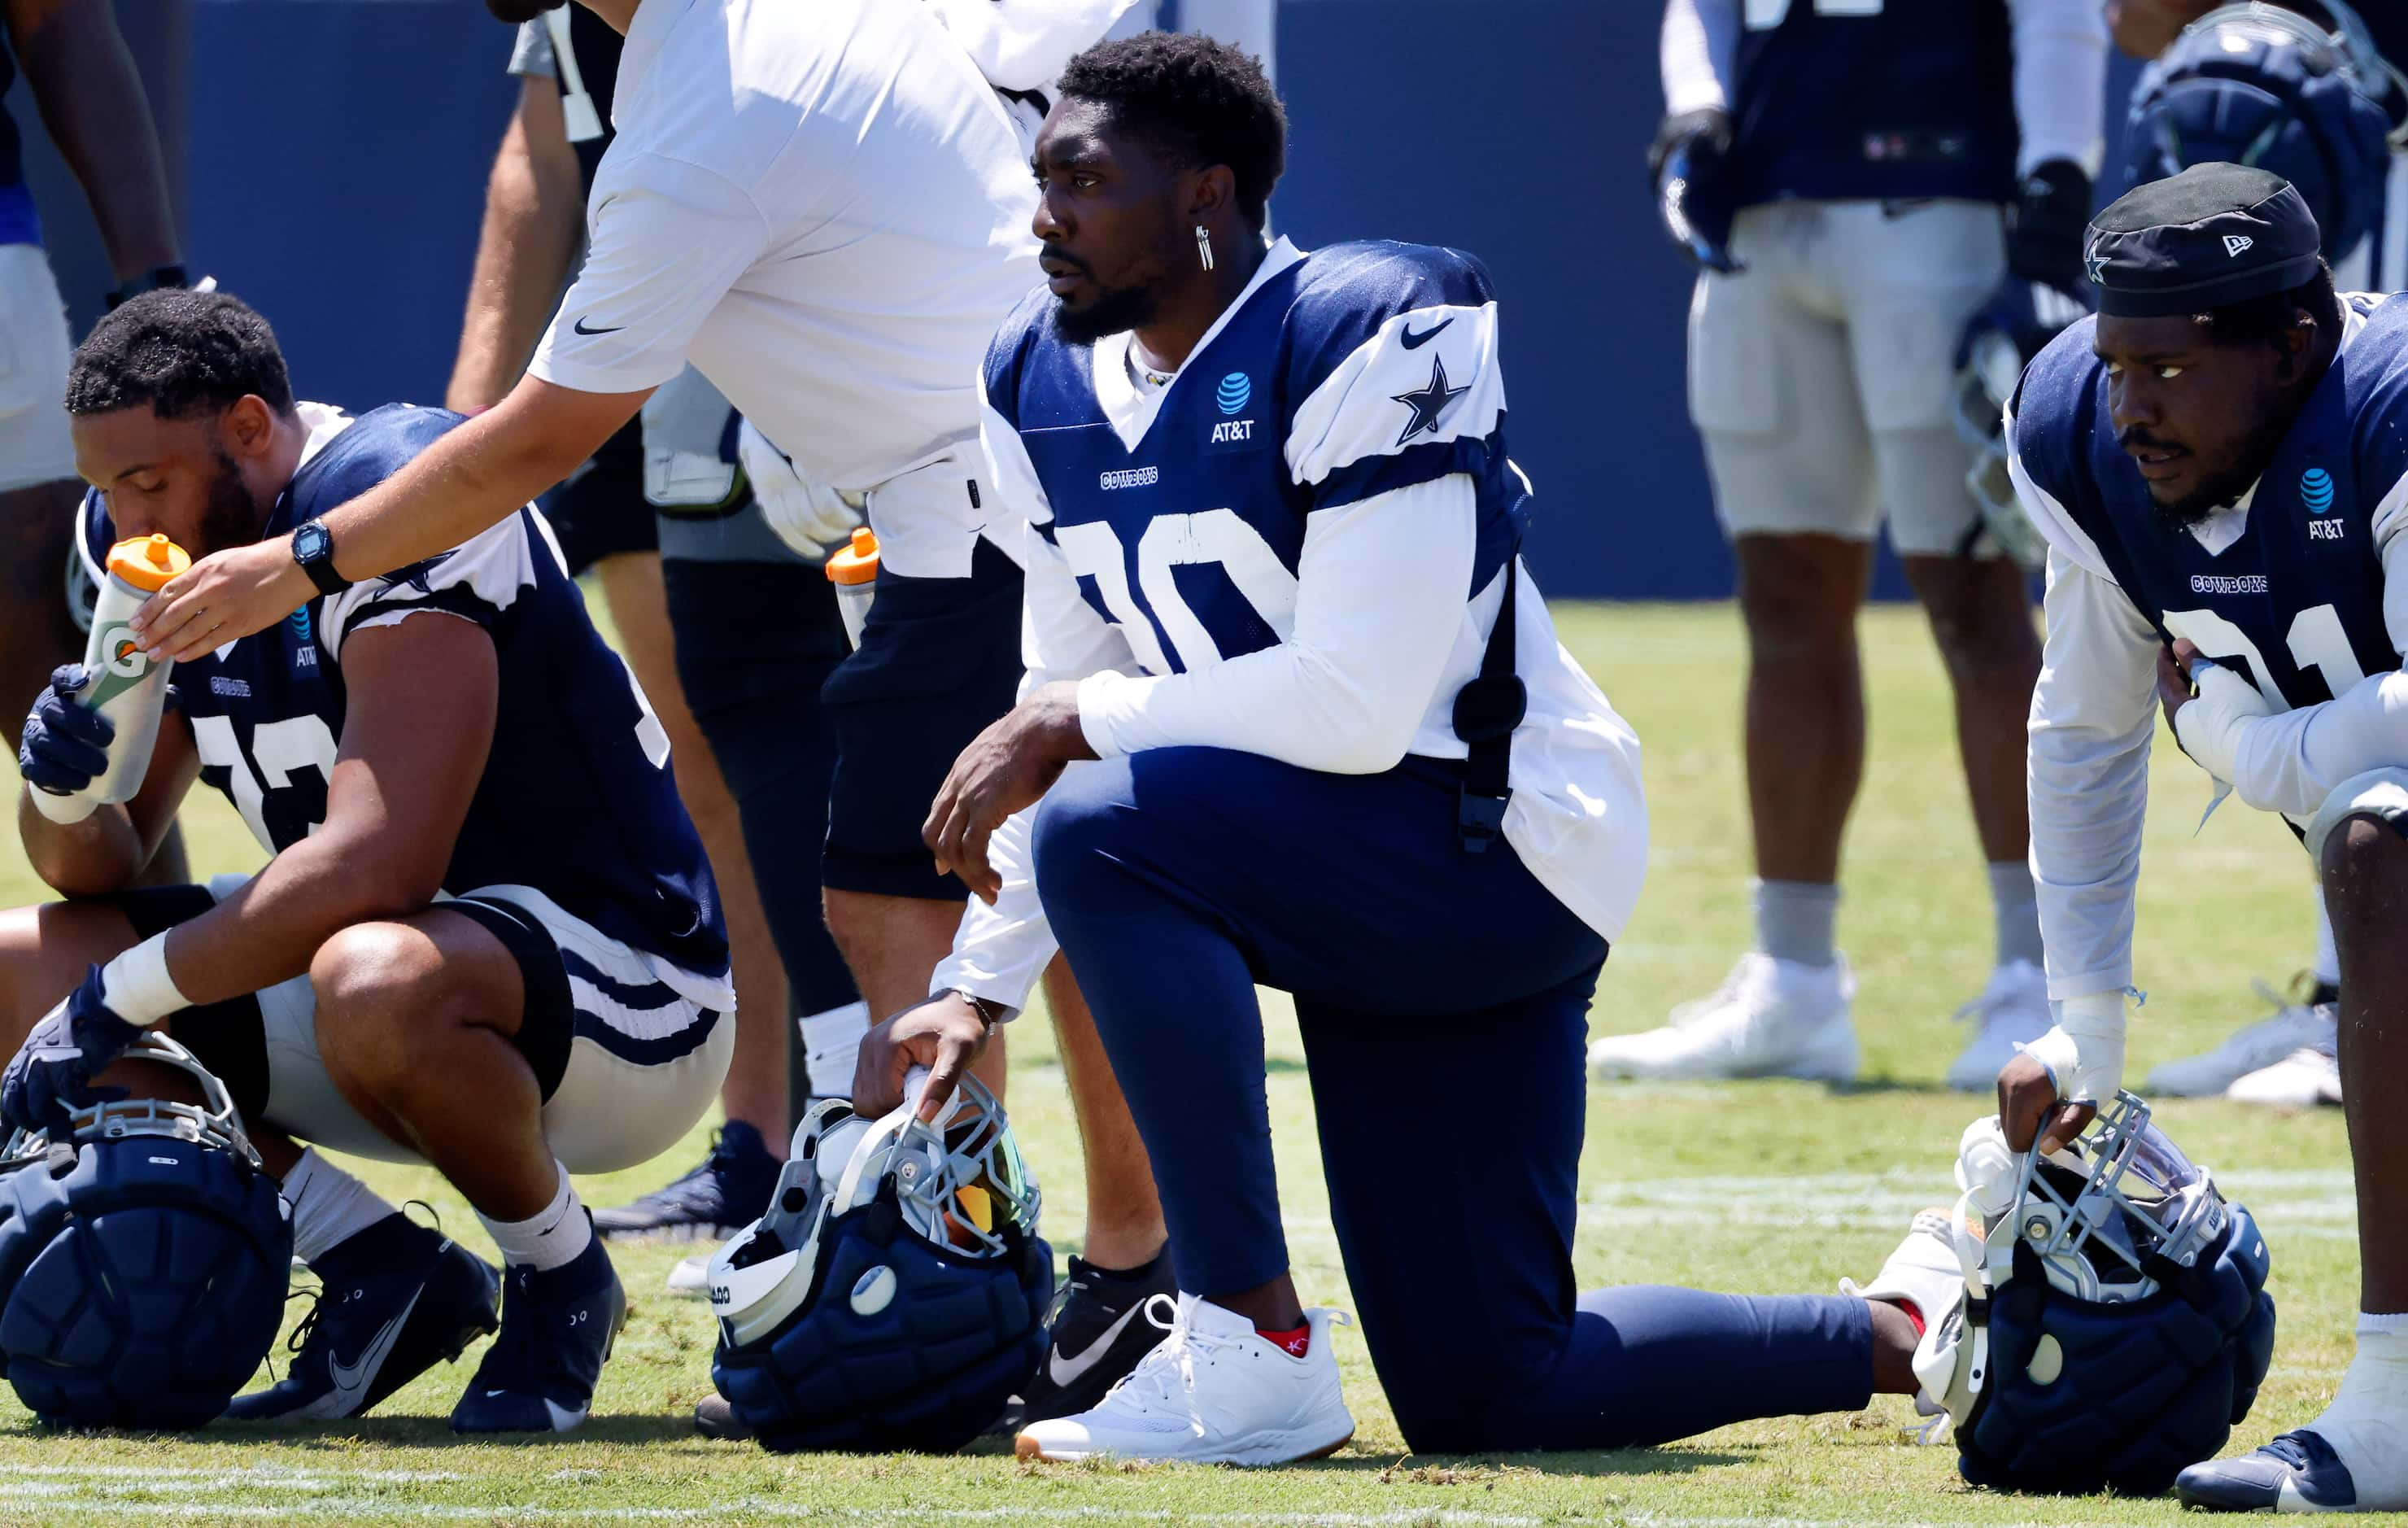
[2,290,734,1432]
[859,33,1950,1465]
[2000,164,2408,1511]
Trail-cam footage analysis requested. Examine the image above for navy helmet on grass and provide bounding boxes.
[0,1033,291,1428]
[709,1074,1050,1452]
[1909,1094,2275,1497]
[2123,2,2399,266]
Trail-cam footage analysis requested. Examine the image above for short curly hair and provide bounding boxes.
[1056,32,1287,230]
[65,288,294,420]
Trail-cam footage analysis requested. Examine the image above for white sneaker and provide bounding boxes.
[1839,1209,1976,1436]
[666,1250,715,1299]
[1013,1293,1354,1466]
[1587,953,1858,1081]
[2147,981,2336,1098]
[2227,1036,2343,1108]
[1943,961,2051,1092]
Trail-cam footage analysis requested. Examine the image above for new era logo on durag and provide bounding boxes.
[2224,234,2254,258]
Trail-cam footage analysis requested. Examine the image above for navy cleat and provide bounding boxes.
[227,1211,499,1422]
[2178,1431,2359,1512]
[590,1122,778,1242]
[449,1230,626,1434]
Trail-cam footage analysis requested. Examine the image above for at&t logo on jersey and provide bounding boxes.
[1215,373,1251,414]
[1210,418,1255,445]
[2303,467,2346,540]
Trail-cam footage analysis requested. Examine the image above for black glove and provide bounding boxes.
[1648,108,1743,274]
[2003,159,2092,293]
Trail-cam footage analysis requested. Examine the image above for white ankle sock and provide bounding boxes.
[800,1000,870,1098]
[280,1147,399,1267]
[476,1162,591,1273]
[2305,1316,2408,1504]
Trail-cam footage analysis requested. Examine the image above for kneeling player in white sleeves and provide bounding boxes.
[2000,164,2408,1510]
[2,290,733,1434]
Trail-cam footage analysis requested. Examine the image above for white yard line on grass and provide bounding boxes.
[0,1495,2188,1528]
[0,1497,1551,1526]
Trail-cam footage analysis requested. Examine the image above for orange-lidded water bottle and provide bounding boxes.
[31,535,190,823]
[826,526,879,650]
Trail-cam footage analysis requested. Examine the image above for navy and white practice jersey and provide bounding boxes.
[2009,295,2408,999]
[931,238,1649,1008]
[81,403,730,985]
[1730,1,2016,207]
[2011,295,2408,714]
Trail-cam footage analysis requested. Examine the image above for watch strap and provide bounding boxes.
[293,522,351,597]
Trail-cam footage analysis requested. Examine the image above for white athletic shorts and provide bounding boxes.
[0,243,74,494]
[2305,768,2408,870]
[129,876,734,1175]
[1686,199,2006,557]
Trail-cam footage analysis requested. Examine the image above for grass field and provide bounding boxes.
[0,599,2377,1526]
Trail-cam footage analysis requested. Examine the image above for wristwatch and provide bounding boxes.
[291,520,351,597]
[949,989,1006,1027]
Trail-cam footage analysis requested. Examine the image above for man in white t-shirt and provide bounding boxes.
[137,0,1039,1065]
[129,0,1180,1434]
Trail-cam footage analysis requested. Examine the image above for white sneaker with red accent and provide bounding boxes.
[1013,1293,1354,1466]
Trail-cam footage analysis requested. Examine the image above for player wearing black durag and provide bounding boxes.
[2000,163,2408,1511]
[856,31,1964,1467]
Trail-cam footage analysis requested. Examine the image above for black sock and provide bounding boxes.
[1083,1244,1171,1288]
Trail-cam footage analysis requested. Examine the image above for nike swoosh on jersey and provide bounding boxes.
[572,317,625,336]
[1047,1299,1149,1389]
[299,1286,424,1420]
[1401,318,1454,350]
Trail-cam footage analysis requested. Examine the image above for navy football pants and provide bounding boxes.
[1034,749,1874,1452]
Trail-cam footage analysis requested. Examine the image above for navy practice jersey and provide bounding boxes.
[1731,1,2017,207]
[81,404,729,977]
[983,240,1524,675]
[2010,294,2408,712]
[531,5,623,197]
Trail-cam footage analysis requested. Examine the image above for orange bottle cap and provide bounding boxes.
[105,534,190,592]
[826,526,880,585]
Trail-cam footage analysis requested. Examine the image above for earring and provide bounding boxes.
[1196,224,1215,273]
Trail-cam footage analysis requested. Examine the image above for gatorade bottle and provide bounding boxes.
[826,527,879,650]
[30,535,189,824]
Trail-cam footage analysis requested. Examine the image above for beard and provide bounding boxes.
[191,450,269,558]
[2140,419,2289,539]
[1050,278,1163,347]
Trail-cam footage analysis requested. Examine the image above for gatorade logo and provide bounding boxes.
[98,626,148,681]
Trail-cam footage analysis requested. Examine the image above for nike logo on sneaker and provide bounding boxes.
[1400,318,1452,350]
[299,1288,424,1420]
[1048,1300,1148,1389]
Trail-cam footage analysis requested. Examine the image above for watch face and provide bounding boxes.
[295,523,328,561]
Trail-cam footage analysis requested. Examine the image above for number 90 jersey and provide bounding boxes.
[982,238,1525,677]
[80,403,729,980]
[2007,295,2408,715]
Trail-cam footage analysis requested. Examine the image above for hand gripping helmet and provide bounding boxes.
[0,1033,292,1428]
[2123,2,2400,265]
[1911,1094,2276,1496]
[709,1075,1050,1452]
